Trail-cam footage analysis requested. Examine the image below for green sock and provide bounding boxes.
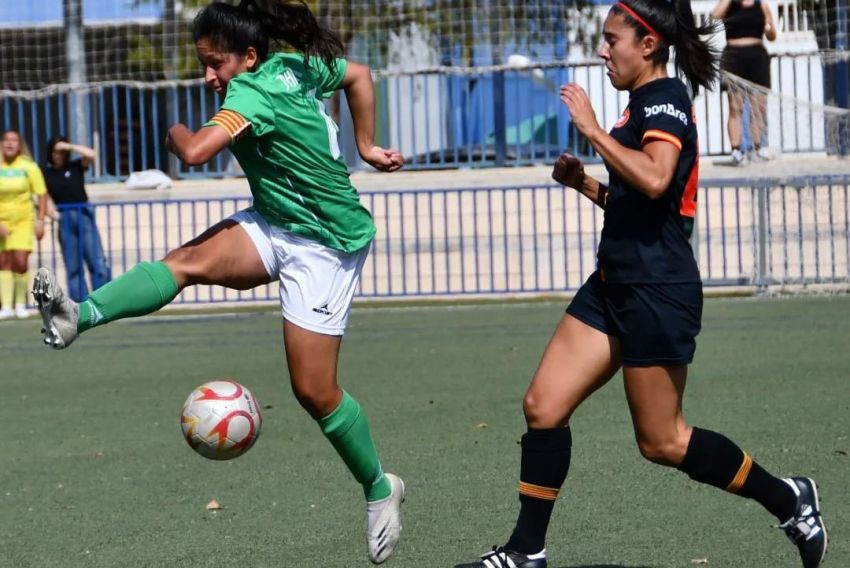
[0,270,12,309]
[13,272,29,307]
[318,391,392,501]
[77,261,179,333]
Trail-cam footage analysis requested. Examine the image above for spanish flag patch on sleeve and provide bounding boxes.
[209,109,251,142]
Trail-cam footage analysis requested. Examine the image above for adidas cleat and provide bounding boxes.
[32,267,79,350]
[367,473,405,564]
[454,546,547,568]
[780,477,827,568]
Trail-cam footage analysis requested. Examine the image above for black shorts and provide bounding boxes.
[720,44,771,90]
[566,271,703,366]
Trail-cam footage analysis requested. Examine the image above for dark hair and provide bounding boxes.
[193,0,344,71]
[611,0,719,95]
[46,135,70,166]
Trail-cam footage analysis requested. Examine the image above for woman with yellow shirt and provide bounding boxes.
[0,130,48,319]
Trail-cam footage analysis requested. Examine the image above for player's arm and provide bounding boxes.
[339,61,404,172]
[762,2,777,41]
[27,163,49,240]
[587,136,679,200]
[55,141,96,169]
[551,152,608,209]
[34,193,48,241]
[560,83,679,200]
[165,121,233,166]
[711,0,733,20]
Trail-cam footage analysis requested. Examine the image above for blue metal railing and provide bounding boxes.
[2,53,837,181]
[35,175,850,305]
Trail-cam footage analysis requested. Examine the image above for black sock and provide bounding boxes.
[505,427,572,554]
[678,427,797,521]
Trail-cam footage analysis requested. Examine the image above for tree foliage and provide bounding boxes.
[129,0,600,77]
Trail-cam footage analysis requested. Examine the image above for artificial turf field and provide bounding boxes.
[0,295,847,568]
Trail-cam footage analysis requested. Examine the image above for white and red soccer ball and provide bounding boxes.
[180,380,262,460]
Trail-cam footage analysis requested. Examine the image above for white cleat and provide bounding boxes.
[0,308,13,320]
[32,267,79,350]
[367,473,405,564]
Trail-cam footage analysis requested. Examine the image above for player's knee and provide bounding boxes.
[12,259,28,273]
[636,436,687,466]
[523,389,565,429]
[291,380,338,419]
[163,246,206,285]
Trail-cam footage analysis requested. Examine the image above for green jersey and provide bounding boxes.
[212,52,376,253]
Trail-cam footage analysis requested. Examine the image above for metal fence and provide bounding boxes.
[2,52,837,180]
[36,175,850,305]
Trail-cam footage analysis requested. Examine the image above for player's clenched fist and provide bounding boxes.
[551,152,585,190]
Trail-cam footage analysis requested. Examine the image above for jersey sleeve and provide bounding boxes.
[213,76,275,140]
[637,90,691,151]
[25,160,47,196]
[311,57,348,98]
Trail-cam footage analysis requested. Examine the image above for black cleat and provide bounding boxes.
[454,546,547,568]
[780,477,827,568]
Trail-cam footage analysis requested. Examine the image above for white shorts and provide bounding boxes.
[229,208,370,336]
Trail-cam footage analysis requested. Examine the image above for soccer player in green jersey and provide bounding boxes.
[33,1,405,563]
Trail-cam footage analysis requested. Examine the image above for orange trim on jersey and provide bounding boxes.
[642,129,682,150]
[209,109,250,142]
[680,154,699,218]
[518,481,559,501]
[726,453,753,494]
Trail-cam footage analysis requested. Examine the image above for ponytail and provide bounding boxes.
[613,0,719,96]
[238,0,344,70]
[671,0,720,96]
[193,1,344,71]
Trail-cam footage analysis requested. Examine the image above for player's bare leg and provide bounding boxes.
[34,219,269,350]
[456,314,621,568]
[284,320,404,564]
[625,365,826,567]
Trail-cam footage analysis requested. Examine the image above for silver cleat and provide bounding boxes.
[367,473,405,564]
[32,267,79,350]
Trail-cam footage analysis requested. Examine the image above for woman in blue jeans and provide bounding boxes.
[42,137,111,301]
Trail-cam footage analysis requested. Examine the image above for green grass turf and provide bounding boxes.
[0,296,847,567]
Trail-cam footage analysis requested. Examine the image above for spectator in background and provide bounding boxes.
[42,136,111,302]
[0,129,48,319]
[713,0,777,165]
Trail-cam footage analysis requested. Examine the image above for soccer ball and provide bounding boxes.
[180,380,263,460]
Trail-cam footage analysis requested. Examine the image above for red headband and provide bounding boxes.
[615,2,665,42]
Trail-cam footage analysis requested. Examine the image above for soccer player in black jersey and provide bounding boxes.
[454,1,826,567]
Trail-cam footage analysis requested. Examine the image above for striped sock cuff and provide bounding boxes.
[518,481,559,501]
[725,452,754,493]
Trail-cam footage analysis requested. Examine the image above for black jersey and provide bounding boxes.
[724,0,766,40]
[43,159,89,205]
[597,78,700,284]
